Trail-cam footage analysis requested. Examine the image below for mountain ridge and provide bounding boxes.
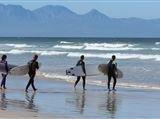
[0,4,160,37]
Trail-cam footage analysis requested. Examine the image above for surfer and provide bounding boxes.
[74,55,86,90]
[107,55,117,91]
[0,55,9,89]
[25,54,39,93]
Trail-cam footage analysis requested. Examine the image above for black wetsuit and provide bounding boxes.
[74,60,86,90]
[26,60,39,91]
[0,60,8,89]
[107,60,117,90]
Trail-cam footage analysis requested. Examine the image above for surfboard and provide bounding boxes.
[10,63,42,76]
[66,64,101,76]
[66,64,123,78]
[98,64,123,78]
[0,63,17,74]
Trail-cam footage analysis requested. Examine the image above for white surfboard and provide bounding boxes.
[66,64,123,78]
[0,63,17,74]
[66,64,101,76]
[10,63,42,76]
[98,64,123,78]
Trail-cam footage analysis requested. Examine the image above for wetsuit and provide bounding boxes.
[0,60,9,89]
[26,60,39,91]
[74,60,86,90]
[107,60,117,90]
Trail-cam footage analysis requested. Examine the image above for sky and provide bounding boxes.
[0,0,160,19]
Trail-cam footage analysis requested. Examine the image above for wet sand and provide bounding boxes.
[0,76,160,118]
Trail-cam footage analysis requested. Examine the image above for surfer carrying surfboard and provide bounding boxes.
[0,55,9,89]
[25,54,39,93]
[107,55,117,91]
[74,55,86,90]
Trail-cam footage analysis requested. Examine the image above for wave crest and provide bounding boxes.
[54,45,84,49]
[0,49,67,55]
[60,41,74,44]
[67,52,160,61]
[5,43,36,48]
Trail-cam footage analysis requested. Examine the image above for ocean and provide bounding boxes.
[0,37,160,90]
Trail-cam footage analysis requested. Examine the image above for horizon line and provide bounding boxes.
[1,0,160,3]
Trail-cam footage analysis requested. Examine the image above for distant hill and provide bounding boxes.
[0,3,160,37]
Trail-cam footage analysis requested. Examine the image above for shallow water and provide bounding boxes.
[1,77,160,118]
[0,37,160,89]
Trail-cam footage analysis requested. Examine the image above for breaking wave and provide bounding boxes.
[54,45,84,49]
[1,49,160,61]
[60,41,74,44]
[67,52,160,61]
[53,42,145,51]
[84,46,143,51]
[4,43,36,48]
[0,49,68,55]
[83,43,135,48]
[155,42,160,45]
[2,42,158,53]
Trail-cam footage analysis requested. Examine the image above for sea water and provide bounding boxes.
[0,37,160,90]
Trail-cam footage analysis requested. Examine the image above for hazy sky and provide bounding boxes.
[0,0,160,19]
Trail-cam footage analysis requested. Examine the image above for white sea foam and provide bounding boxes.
[8,49,28,54]
[67,52,160,61]
[83,43,144,51]
[38,72,160,90]
[54,45,84,49]
[89,80,160,90]
[55,43,159,51]
[53,42,141,51]
[84,43,135,48]
[0,49,27,54]
[155,42,160,45]
[1,49,160,61]
[39,51,68,56]
[5,43,36,48]
[38,72,75,83]
[0,49,67,56]
[84,46,143,51]
[151,48,160,50]
[60,41,74,44]
[118,82,160,90]
[25,50,67,56]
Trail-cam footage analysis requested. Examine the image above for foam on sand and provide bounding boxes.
[37,72,160,90]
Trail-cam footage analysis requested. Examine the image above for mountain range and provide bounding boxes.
[0,3,160,37]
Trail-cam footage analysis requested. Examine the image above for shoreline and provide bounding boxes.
[0,77,160,118]
[37,72,160,91]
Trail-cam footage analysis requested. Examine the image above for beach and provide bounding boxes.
[1,1,160,118]
[0,76,160,119]
[0,37,160,118]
